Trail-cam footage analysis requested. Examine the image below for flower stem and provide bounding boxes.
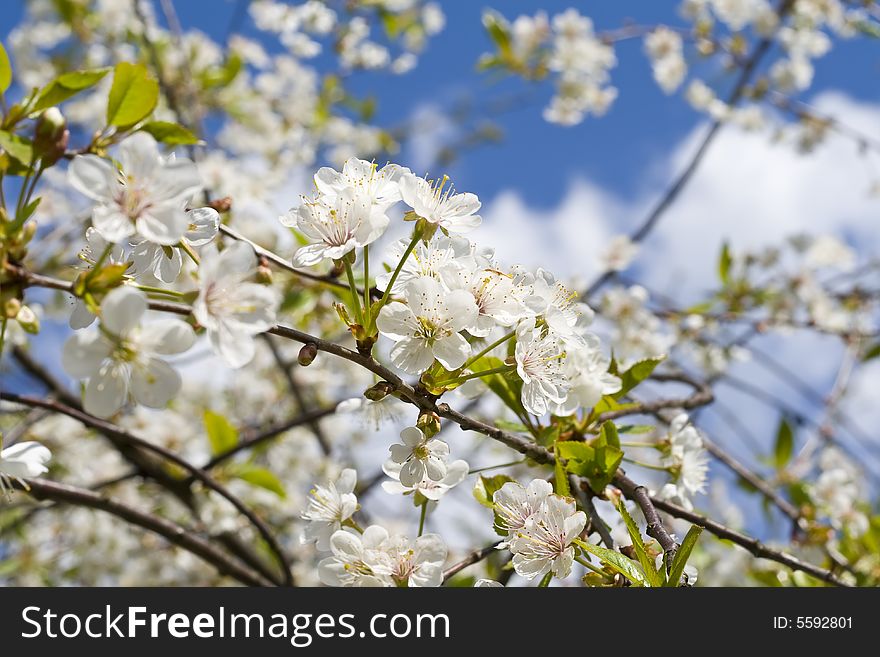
[620,441,660,449]
[135,284,185,298]
[417,500,428,537]
[369,225,422,333]
[537,572,553,587]
[179,241,200,265]
[468,459,527,475]
[461,330,516,370]
[362,244,371,328]
[344,259,364,326]
[575,554,606,576]
[433,364,515,388]
[622,456,669,472]
[84,244,113,285]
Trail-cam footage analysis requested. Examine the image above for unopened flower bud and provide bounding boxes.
[16,305,39,334]
[256,259,273,285]
[34,107,69,166]
[208,196,233,213]
[416,411,441,438]
[4,297,22,319]
[298,342,318,366]
[364,381,394,401]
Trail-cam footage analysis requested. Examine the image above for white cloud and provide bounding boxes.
[480,91,880,302]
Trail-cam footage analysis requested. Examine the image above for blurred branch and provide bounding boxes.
[10,478,271,587]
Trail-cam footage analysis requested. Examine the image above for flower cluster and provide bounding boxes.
[657,414,710,512]
[286,157,619,419]
[493,479,586,580]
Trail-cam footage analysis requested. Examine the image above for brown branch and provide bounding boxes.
[443,542,502,582]
[647,493,851,587]
[0,392,293,586]
[613,472,678,561]
[11,478,271,587]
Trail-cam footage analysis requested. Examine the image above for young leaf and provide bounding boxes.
[141,121,200,145]
[773,417,794,470]
[473,473,514,508]
[203,409,238,456]
[664,525,703,586]
[106,62,159,127]
[0,130,34,166]
[31,68,110,112]
[718,241,732,285]
[615,499,663,587]
[0,41,11,93]
[231,464,286,499]
[862,342,880,362]
[613,357,664,399]
[554,456,571,497]
[577,540,647,586]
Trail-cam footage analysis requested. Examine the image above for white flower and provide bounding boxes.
[70,228,129,329]
[375,234,472,295]
[514,321,570,416]
[388,426,450,487]
[659,414,709,510]
[130,207,220,284]
[0,441,52,499]
[193,241,280,368]
[336,396,405,430]
[68,132,203,245]
[314,157,408,209]
[399,173,481,233]
[281,187,387,266]
[553,336,621,415]
[492,478,553,539]
[318,526,391,587]
[474,578,504,587]
[376,276,477,374]
[517,267,593,345]
[440,261,529,336]
[381,458,468,500]
[62,287,195,417]
[599,235,639,272]
[507,494,585,580]
[301,468,358,551]
[382,533,447,587]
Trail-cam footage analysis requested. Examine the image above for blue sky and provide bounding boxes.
[3,1,878,211]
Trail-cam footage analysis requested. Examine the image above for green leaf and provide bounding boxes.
[718,241,732,285]
[203,409,238,456]
[774,417,794,470]
[0,130,34,166]
[106,62,159,127]
[473,473,514,509]
[577,540,647,586]
[482,11,511,57]
[230,464,286,499]
[554,456,570,497]
[862,342,880,362]
[557,426,623,492]
[140,121,200,145]
[615,499,663,587]
[0,42,11,93]
[614,357,665,399]
[31,68,110,112]
[664,525,703,586]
